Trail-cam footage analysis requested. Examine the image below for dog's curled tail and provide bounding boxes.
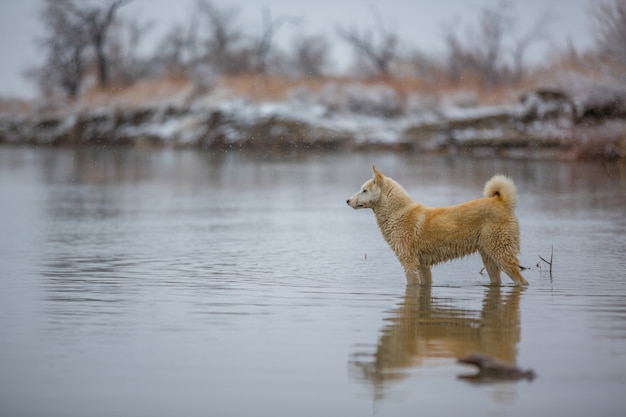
[483,175,517,210]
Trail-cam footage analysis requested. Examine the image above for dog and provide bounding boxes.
[346,166,528,286]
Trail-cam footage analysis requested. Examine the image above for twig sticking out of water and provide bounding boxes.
[538,245,554,278]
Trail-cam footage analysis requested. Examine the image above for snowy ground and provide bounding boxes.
[1,75,625,160]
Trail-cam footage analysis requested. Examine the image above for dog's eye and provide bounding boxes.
[362,189,368,193]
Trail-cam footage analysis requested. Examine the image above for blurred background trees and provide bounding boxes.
[26,0,626,100]
[27,0,89,98]
[441,0,550,88]
[337,7,398,78]
[76,0,131,87]
[592,0,626,69]
[28,0,131,98]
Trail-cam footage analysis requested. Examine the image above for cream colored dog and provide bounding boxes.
[347,166,528,286]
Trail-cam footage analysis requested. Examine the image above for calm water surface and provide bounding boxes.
[1,147,625,417]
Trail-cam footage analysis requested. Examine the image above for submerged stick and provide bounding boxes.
[457,353,535,382]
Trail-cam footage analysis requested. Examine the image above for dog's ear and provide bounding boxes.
[372,165,384,184]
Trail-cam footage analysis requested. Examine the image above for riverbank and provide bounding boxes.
[1,76,625,160]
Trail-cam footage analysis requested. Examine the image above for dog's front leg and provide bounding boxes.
[404,262,432,285]
[418,266,432,285]
[405,268,421,284]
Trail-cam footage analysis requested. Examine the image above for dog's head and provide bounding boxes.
[346,165,385,209]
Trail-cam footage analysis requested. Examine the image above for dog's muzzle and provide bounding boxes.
[346,197,362,209]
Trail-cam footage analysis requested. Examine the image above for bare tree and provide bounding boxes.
[155,24,194,77]
[510,12,550,83]
[107,17,154,85]
[71,0,132,87]
[443,20,482,84]
[27,0,89,98]
[47,33,88,98]
[475,1,511,87]
[290,34,330,77]
[592,0,626,66]
[253,8,300,74]
[152,3,204,79]
[197,0,246,74]
[337,7,398,77]
[443,0,548,87]
[28,0,131,97]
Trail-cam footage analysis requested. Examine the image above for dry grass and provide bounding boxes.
[77,74,349,108]
[79,77,192,109]
[218,74,336,101]
[217,73,539,107]
[0,97,31,114]
[15,52,618,112]
[76,70,523,106]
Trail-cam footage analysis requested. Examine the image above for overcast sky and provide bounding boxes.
[0,0,595,99]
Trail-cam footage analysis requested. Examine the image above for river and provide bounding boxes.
[1,147,625,417]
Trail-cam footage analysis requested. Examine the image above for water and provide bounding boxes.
[1,147,625,417]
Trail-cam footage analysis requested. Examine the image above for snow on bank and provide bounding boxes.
[1,76,625,159]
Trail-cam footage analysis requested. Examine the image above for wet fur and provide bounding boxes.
[347,166,528,285]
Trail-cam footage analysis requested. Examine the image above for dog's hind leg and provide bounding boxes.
[479,251,501,285]
[501,257,528,286]
[498,252,528,285]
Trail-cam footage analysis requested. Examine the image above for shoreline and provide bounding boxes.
[1,89,625,162]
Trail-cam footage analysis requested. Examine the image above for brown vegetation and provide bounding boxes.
[32,70,499,113]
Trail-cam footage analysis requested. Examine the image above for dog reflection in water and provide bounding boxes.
[350,285,527,400]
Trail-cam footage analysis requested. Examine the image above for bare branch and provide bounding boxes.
[337,8,397,77]
[254,7,301,74]
[511,11,551,83]
[27,0,90,98]
[476,0,512,87]
[591,0,626,66]
[107,17,154,84]
[196,0,247,74]
[289,34,330,77]
[69,0,132,87]
[442,0,550,87]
